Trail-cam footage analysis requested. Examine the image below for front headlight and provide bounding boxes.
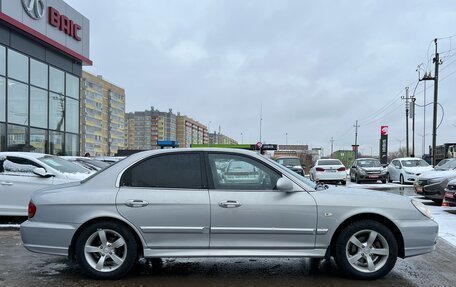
[381,169,387,174]
[358,168,367,175]
[411,199,433,219]
[404,170,414,175]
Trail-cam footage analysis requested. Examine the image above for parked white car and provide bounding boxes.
[0,152,93,216]
[387,158,433,184]
[310,159,346,185]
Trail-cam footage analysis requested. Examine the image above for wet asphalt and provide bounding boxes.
[0,183,455,287]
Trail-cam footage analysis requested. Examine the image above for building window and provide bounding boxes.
[0,46,5,76]
[7,80,28,125]
[30,59,48,89]
[0,77,5,122]
[65,133,78,156]
[7,49,28,83]
[49,66,64,94]
[65,97,79,133]
[7,124,27,151]
[0,123,5,151]
[49,131,63,155]
[49,92,65,131]
[30,128,47,153]
[30,87,48,129]
[66,73,79,99]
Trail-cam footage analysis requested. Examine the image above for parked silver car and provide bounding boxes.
[21,148,438,280]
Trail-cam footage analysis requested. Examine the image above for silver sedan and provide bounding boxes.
[21,148,438,280]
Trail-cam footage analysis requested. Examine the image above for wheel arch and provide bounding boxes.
[328,213,405,259]
[68,216,145,260]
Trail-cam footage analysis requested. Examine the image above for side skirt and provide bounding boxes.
[143,248,327,258]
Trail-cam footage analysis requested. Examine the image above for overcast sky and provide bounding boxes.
[66,0,456,156]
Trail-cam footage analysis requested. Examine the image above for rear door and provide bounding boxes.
[116,152,210,248]
[0,156,54,215]
[207,152,317,249]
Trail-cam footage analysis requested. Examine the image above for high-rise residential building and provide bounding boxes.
[176,114,208,148]
[209,131,238,145]
[125,107,177,150]
[80,71,125,156]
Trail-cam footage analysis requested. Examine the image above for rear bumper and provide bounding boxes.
[20,220,78,256]
[395,218,438,258]
[315,172,346,181]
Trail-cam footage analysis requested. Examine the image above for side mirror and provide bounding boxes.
[33,167,53,178]
[276,177,294,192]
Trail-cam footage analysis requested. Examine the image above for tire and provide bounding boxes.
[381,180,386,184]
[399,174,405,185]
[341,180,347,185]
[75,221,138,279]
[431,198,443,205]
[355,175,361,184]
[387,173,392,183]
[334,220,398,280]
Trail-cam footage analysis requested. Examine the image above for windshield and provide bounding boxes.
[318,159,342,166]
[38,156,91,174]
[401,159,429,168]
[436,158,456,171]
[276,158,301,166]
[357,159,381,168]
[263,156,316,190]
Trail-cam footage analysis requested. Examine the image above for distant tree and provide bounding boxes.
[388,147,408,161]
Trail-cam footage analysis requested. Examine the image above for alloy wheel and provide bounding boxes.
[84,229,127,272]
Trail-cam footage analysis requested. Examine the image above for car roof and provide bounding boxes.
[0,151,49,159]
[396,157,421,161]
[356,158,378,161]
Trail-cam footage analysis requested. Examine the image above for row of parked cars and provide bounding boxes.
[274,155,456,206]
[0,152,123,216]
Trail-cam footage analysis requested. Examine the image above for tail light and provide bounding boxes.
[337,167,346,171]
[316,167,325,172]
[28,201,36,219]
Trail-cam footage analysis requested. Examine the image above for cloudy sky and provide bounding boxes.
[66,0,456,156]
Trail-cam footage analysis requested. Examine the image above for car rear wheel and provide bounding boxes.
[387,173,392,183]
[334,220,398,280]
[75,221,138,279]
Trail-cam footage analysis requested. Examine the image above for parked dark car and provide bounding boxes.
[274,157,304,176]
[350,158,387,183]
[415,158,456,203]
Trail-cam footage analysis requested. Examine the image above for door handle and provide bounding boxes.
[0,182,13,186]
[219,200,242,208]
[124,199,149,208]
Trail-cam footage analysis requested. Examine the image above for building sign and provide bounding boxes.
[0,0,91,64]
[380,125,388,165]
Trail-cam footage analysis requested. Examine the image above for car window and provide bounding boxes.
[0,156,42,175]
[121,153,203,189]
[38,156,90,174]
[436,159,456,170]
[357,159,381,167]
[208,153,280,191]
[401,159,429,167]
[318,159,342,165]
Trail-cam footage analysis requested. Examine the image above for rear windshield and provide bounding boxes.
[318,160,342,165]
[357,159,381,167]
[38,156,90,174]
[276,158,301,166]
[401,159,429,167]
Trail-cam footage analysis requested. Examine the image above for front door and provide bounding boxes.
[116,152,210,248]
[206,153,317,249]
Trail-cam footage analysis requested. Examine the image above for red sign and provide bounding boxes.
[256,142,263,149]
[380,126,388,136]
[48,7,81,41]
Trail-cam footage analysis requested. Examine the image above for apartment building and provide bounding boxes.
[80,71,125,156]
[209,131,238,145]
[176,114,208,148]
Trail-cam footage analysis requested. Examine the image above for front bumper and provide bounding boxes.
[414,180,447,200]
[357,173,387,181]
[20,220,78,256]
[395,218,438,258]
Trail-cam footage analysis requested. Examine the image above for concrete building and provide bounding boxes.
[125,107,177,150]
[176,114,208,148]
[0,0,90,155]
[80,71,125,156]
[209,131,238,145]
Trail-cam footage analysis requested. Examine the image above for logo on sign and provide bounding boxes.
[380,126,388,136]
[22,0,46,20]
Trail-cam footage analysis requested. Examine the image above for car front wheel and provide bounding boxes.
[75,221,138,279]
[334,220,398,280]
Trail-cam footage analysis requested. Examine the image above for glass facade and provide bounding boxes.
[0,45,80,155]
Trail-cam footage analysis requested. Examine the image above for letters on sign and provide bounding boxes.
[48,7,81,41]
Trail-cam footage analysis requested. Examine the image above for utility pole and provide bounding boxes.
[420,39,441,165]
[330,137,335,157]
[353,120,360,159]
[423,81,426,156]
[411,96,416,156]
[259,103,263,143]
[401,87,410,157]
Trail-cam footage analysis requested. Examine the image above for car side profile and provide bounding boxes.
[0,152,92,216]
[21,148,438,280]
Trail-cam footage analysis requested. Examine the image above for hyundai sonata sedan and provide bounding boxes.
[21,148,438,280]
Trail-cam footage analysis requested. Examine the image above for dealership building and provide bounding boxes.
[0,0,90,155]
